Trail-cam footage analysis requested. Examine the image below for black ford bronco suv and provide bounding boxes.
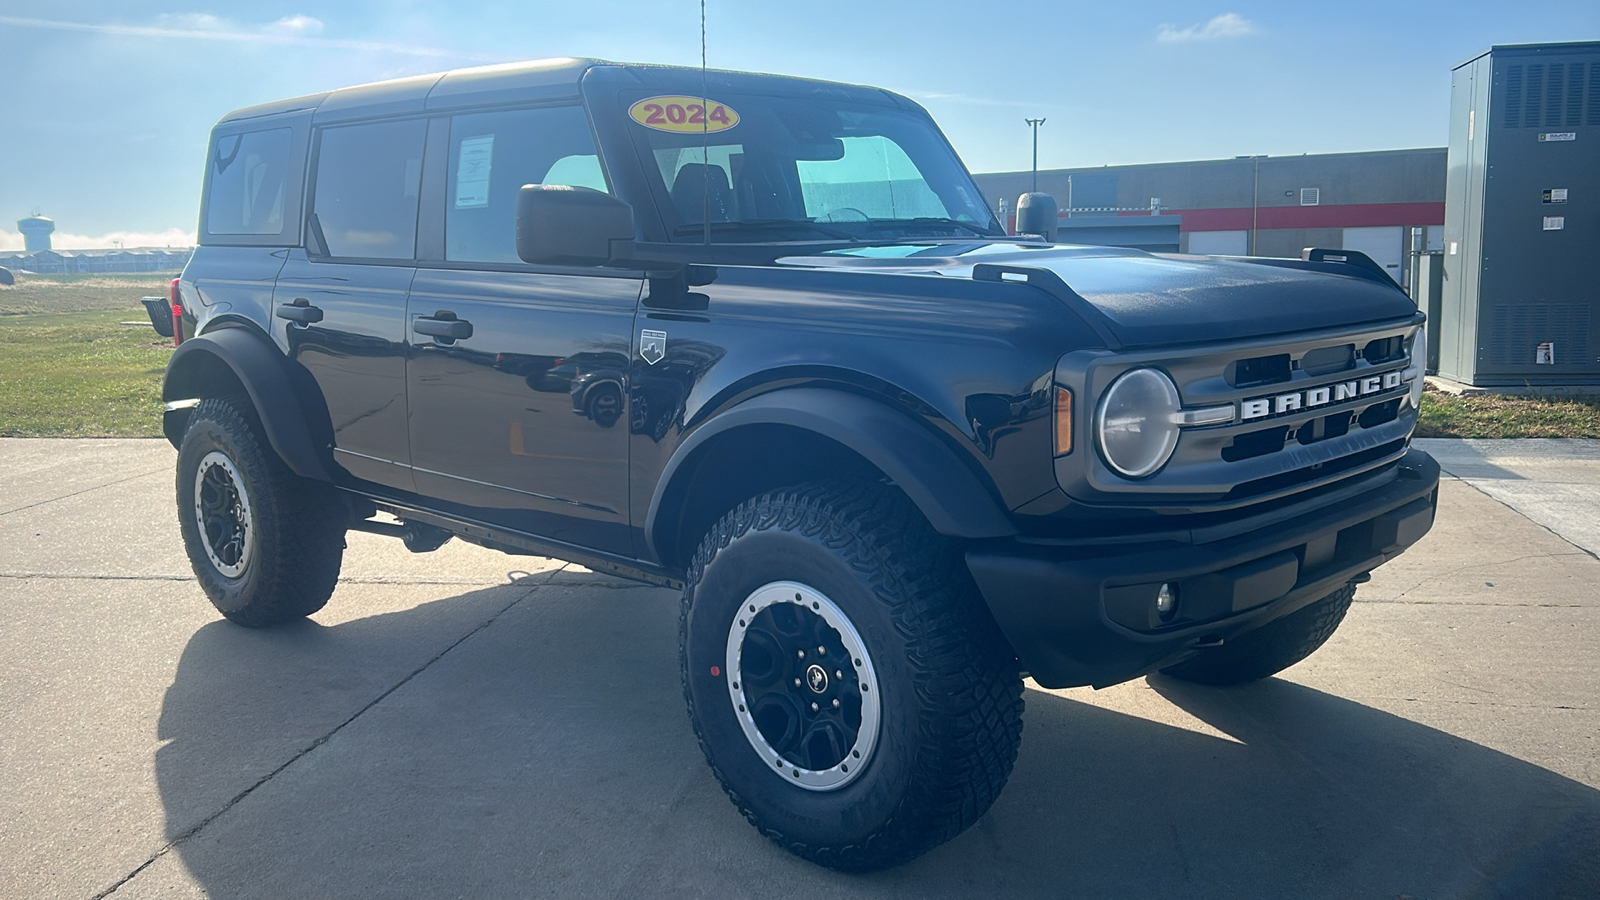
[163,59,1439,870]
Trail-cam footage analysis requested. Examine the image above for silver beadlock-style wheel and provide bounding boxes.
[681,480,1024,871]
[725,581,881,791]
[193,450,254,579]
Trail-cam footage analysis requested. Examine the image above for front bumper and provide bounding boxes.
[967,449,1440,688]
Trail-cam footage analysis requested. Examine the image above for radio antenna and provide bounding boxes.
[700,0,711,246]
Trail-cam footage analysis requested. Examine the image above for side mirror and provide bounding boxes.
[1015,192,1058,241]
[515,185,635,267]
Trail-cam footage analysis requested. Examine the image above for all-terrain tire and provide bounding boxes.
[680,480,1024,871]
[176,398,345,627]
[1159,584,1358,686]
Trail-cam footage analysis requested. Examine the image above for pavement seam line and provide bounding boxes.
[1455,477,1600,563]
[0,468,166,518]
[91,562,571,900]
[1376,550,1593,603]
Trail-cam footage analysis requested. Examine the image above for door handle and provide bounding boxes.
[275,299,323,325]
[413,313,473,341]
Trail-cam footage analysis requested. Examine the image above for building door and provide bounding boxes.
[1185,230,1248,256]
[1342,226,1404,283]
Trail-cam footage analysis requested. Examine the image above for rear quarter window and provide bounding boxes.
[206,128,293,236]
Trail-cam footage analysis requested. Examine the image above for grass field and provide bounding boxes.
[1,272,1598,440]
[0,274,175,437]
[1414,385,1600,439]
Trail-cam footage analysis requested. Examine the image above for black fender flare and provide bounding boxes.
[646,388,1016,557]
[162,328,336,483]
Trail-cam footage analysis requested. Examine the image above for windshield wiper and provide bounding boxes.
[672,219,859,241]
[863,217,998,237]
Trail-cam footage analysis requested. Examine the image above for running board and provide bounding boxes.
[367,499,685,590]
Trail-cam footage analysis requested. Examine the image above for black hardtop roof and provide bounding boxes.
[215,58,913,126]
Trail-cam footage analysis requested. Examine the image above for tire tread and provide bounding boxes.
[680,479,1023,871]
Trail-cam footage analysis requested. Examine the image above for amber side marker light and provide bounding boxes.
[1054,386,1074,456]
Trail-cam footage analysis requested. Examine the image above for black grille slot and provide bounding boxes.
[1359,399,1401,430]
[1546,63,1567,127]
[1301,344,1355,376]
[1223,426,1289,462]
[1228,353,1291,388]
[1528,65,1546,128]
[1362,336,1406,365]
[1566,63,1586,127]
[1295,411,1353,446]
[1505,65,1524,127]
[1589,63,1600,125]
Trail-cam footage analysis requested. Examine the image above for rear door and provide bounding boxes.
[406,105,641,554]
[275,117,427,492]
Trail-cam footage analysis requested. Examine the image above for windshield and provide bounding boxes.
[621,92,1002,242]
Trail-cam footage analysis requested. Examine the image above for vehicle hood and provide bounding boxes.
[776,242,1419,348]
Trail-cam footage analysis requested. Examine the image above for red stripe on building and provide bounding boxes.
[1109,202,1445,231]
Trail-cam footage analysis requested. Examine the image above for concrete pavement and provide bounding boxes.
[1,438,1596,898]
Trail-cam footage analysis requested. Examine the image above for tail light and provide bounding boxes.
[169,278,183,347]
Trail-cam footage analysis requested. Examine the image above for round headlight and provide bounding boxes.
[1096,368,1181,478]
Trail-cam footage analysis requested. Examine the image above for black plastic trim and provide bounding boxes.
[968,448,1439,689]
[646,387,1016,558]
[161,328,336,482]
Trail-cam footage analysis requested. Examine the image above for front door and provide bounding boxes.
[405,105,640,554]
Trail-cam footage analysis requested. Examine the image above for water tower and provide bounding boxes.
[17,215,55,252]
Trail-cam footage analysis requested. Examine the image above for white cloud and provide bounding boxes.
[0,13,491,60]
[269,15,325,35]
[0,228,196,252]
[1156,13,1258,44]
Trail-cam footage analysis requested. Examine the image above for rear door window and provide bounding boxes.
[206,128,293,236]
[445,106,608,264]
[311,119,427,259]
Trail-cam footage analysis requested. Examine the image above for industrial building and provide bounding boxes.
[0,247,193,274]
[972,148,1446,290]
[3,214,192,275]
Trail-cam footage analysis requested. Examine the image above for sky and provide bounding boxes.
[1,1,1596,249]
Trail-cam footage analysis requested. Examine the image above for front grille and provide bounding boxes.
[1057,317,1422,509]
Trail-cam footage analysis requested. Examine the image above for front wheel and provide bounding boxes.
[176,398,346,627]
[1159,584,1357,686]
[681,481,1023,871]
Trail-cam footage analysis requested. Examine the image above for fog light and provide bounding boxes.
[1156,583,1178,621]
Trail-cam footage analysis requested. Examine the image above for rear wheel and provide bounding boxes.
[1159,584,1357,686]
[176,399,345,627]
[681,480,1023,871]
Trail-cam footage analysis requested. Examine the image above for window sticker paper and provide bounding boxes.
[455,135,495,209]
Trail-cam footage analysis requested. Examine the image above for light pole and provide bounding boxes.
[1025,118,1046,193]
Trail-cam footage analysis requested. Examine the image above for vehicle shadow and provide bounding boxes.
[155,578,1598,898]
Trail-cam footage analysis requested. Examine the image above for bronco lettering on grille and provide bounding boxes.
[1240,371,1405,421]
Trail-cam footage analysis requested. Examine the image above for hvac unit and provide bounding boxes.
[1440,42,1600,386]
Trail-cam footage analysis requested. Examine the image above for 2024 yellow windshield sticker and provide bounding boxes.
[628,96,739,134]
